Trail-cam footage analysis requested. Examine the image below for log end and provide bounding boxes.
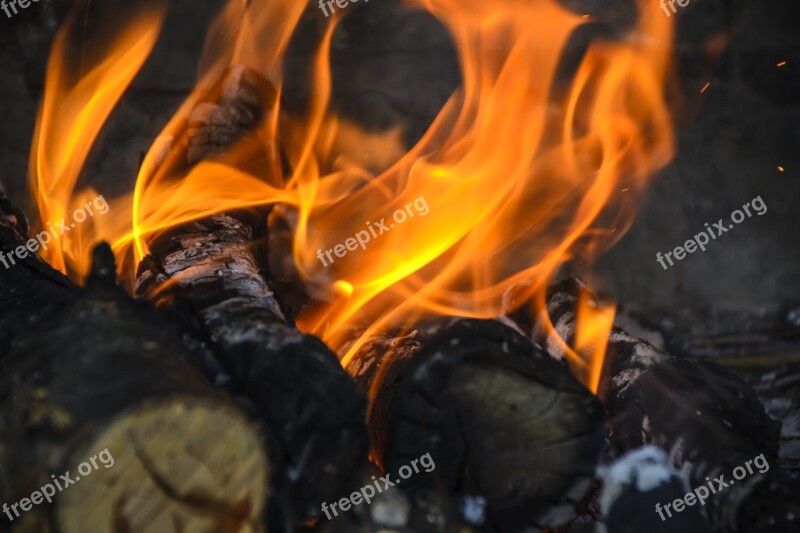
[57,398,269,533]
[381,319,605,530]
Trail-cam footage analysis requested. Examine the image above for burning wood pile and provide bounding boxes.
[0,0,797,532]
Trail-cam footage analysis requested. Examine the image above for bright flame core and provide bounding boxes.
[29,0,674,390]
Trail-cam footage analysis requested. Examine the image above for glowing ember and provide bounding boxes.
[28,0,675,390]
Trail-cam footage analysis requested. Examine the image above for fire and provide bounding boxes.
[28,0,674,391]
[29,7,165,276]
[573,290,617,393]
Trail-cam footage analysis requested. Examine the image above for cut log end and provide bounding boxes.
[0,237,271,533]
[57,398,269,533]
[379,319,605,530]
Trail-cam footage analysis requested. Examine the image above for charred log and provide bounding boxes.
[135,212,368,528]
[0,197,269,532]
[0,186,77,347]
[532,277,800,532]
[136,214,369,529]
[133,64,367,530]
[344,330,423,460]
[365,319,604,531]
[185,64,279,171]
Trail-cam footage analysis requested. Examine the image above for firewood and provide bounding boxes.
[0,185,77,346]
[134,65,368,529]
[753,368,800,471]
[185,64,279,169]
[343,330,423,460]
[0,194,269,532]
[363,319,605,531]
[531,277,800,532]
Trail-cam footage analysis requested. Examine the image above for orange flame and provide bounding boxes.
[573,290,617,393]
[29,0,674,390]
[29,7,165,277]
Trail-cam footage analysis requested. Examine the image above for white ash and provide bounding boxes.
[370,486,410,528]
[598,445,683,516]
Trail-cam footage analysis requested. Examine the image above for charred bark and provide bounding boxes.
[185,64,279,170]
[133,65,368,529]
[360,318,604,531]
[0,191,269,532]
[531,277,800,532]
[135,213,368,528]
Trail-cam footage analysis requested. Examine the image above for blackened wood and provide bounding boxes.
[0,214,269,531]
[0,186,77,348]
[133,65,367,528]
[343,317,473,458]
[344,330,423,461]
[266,204,315,319]
[0,183,78,524]
[753,368,800,471]
[185,64,279,169]
[136,213,368,529]
[533,277,799,532]
[373,319,604,531]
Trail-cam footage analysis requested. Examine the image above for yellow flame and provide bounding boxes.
[30,0,674,390]
[573,291,616,393]
[29,8,165,277]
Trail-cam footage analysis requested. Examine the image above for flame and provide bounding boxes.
[29,0,674,390]
[573,290,616,393]
[29,7,165,277]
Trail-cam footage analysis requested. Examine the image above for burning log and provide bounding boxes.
[354,318,605,531]
[0,190,269,532]
[185,64,279,169]
[134,66,368,528]
[136,214,369,528]
[531,278,800,532]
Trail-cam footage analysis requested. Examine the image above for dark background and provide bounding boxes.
[0,0,798,349]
